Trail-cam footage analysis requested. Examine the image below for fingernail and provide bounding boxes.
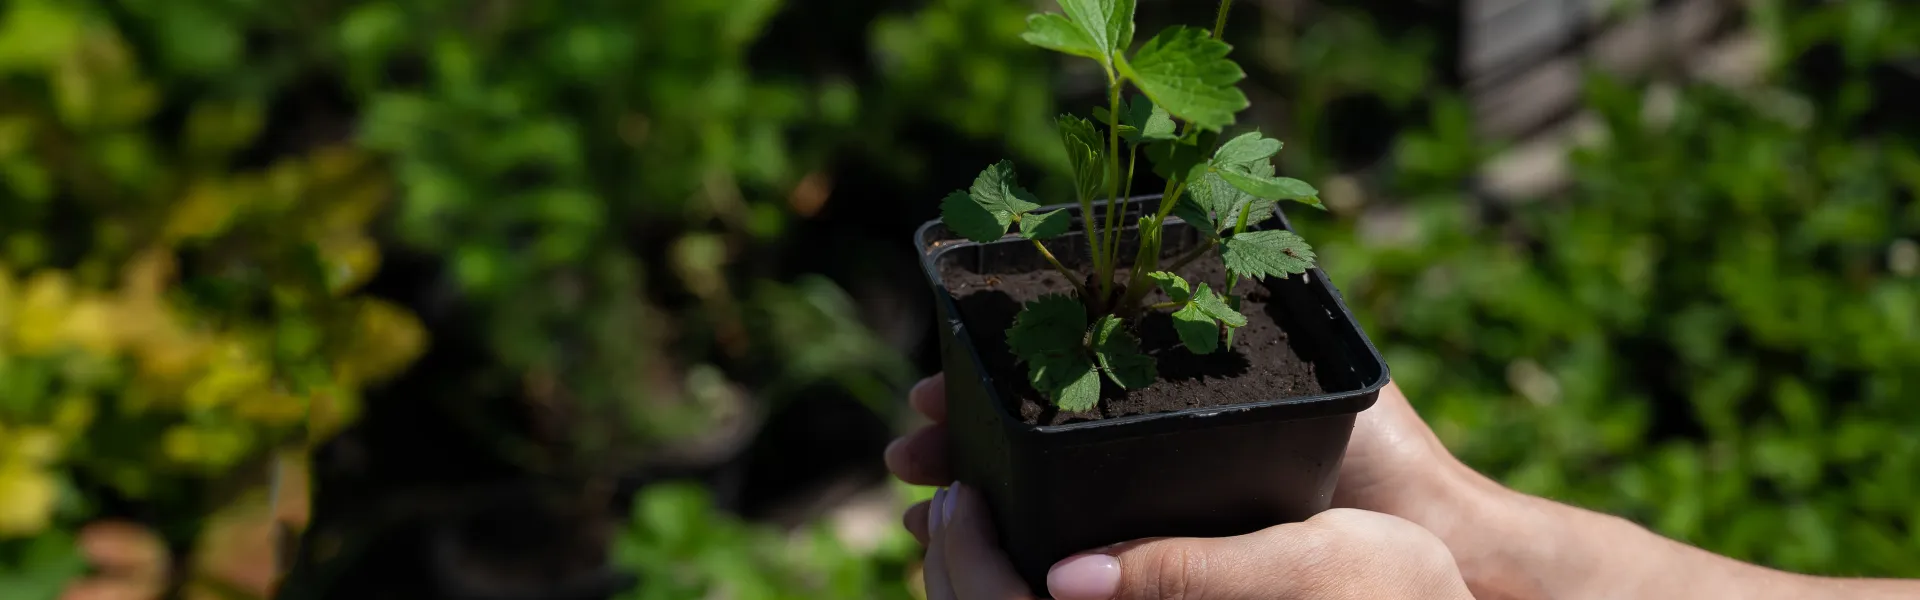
[943,481,961,525]
[928,488,947,533]
[910,376,938,398]
[1047,554,1122,600]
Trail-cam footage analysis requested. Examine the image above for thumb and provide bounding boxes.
[1045,509,1462,600]
[1045,531,1304,600]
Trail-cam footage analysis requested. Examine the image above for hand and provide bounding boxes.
[922,480,1472,600]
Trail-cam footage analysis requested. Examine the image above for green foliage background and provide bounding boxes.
[0,0,1915,597]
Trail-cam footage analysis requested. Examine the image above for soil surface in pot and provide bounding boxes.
[940,256,1325,426]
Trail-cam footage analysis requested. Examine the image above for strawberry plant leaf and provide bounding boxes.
[1019,209,1072,240]
[1221,230,1316,280]
[1058,114,1108,203]
[1044,357,1103,412]
[1212,131,1281,165]
[1185,166,1273,232]
[1146,271,1190,303]
[1006,295,1102,409]
[1021,13,1103,60]
[1170,302,1219,354]
[1171,194,1217,234]
[1023,0,1135,66]
[1006,294,1087,362]
[1093,95,1175,144]
[1092,314,1156,389]
[941,160,1043,243]
[1116,26,1247,132]
[1190,283,1247,327]
[1217,168,1318,203]
[1145,130,1215,179]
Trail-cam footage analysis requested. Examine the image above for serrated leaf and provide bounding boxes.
[1091,315,1156,389]
[1213,131,1281,165]
[1005,295,1088,363]
[1117,27,1247,132]
[1171,194,1217,234]
[940,191,1007,242]
[1190,283,1247,327]
[1171,302,1219,354]
[1019,209,1072,240]
[1058,114,1108,203]
[1118,94,1176,143]
[1146,271,1190,303]
[1221,230,1316,280]
[1217,168,1318,202]
[1021,13,1102,60]
[941,160,1043,243]
[1185,166,1273,232]
[1056,0,1135,61]
[1045,357,1103,412]
[1145,130,1215,179]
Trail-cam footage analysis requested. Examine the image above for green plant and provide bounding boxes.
[938,0,1324,410]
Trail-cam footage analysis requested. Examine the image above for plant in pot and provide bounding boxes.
[912,0,1391,592]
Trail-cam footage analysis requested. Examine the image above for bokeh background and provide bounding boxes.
[0,0,1915,598]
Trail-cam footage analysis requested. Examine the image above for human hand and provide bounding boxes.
[921,480,1473,600]
[886,374,1508,595]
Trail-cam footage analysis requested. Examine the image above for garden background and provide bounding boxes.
[0,0,1915,597]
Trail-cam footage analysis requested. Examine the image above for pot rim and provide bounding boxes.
[914,194,1390,435]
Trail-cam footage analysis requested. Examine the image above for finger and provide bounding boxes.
[883,425,952,486]
[904,500,931,546]
[1049,529,1311,600]
[77,521,168,580]
[940,482,1033,599]
[909,374,947,423]
[60,580,163,600]
[923,488,957,600]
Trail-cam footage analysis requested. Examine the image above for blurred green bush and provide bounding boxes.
[1316,0,1920,578]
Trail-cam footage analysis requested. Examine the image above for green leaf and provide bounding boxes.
[940,160,1043,242]
[1146,271,1191,303]
[1019,209,1073,240]
[1171,303,1220,354]
[1221,230,1316,280]
[1171,194,1217,234]
[1213,131,1281,165]
[1006,295,1101,410]
[1044,357,1103,412]
[1097,94,1178,144]
[1186,166,1272,232]
[1117,27,1247,131]
[1021,13,1102,60]
[1058,0,1135,61]
[1145,130,1215,180]
[1005,294,1088,363]
[1190,283,1247,327]
[940,191,1006,242]
[1217,169,1318,202]
[1058,114,1108,203]
[1091,315,1156,389]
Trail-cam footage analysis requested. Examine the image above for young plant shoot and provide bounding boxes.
[938,0,1322,412]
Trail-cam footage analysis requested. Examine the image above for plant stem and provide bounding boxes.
[1031,238,1089,300]
[1098,72,1125,302]
[1213,0,1234,39]
[1148,300,1184,311]
[1222,201,1254,295]
[1166,238,1218,273]
[1104,144,1137,275]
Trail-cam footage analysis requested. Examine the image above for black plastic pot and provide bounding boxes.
[913,195,1391,594]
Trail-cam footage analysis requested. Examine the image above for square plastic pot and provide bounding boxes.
[912,195,1391,594]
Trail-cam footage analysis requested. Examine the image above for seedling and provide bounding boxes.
[939,0,1323,411]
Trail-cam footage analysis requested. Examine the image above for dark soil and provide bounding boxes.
[939,256,1325,426]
